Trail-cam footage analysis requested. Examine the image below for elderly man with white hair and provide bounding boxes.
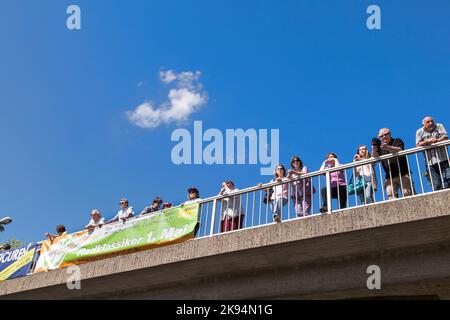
[85,209,105,230]
[372,128,415,199]
[416,116,449,190]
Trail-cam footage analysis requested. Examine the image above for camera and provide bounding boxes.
[371,138,381,149]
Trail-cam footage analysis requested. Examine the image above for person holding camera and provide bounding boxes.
[372,128,414,199]
[416,116,449,190]
[353,145,378,204]
[218,180,244,232]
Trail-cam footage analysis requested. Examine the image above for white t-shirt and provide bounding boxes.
[184,198,202,205]
[354,160,378,190]
[220,188,243,219]
[271,178,289,200]
[356,163,374,182]
[110,206,134,222]
[85,217,105,229]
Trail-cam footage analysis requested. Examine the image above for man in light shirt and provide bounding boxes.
[416,116,449,190]
[85,209,105,230]
[107,198,134,224]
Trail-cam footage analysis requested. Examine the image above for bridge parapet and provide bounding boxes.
[1,190,449,299]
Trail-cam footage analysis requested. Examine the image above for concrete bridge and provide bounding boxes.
[1,190,450,299]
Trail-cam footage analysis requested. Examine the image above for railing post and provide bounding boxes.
[326,171,332,213]
[209,199,217,237]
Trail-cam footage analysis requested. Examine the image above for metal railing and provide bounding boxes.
[11,140,450,279]
[195,140,450,238]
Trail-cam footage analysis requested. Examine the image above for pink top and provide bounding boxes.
[330,171,346,187]
[320,159,346,187]
[271,178,289,199]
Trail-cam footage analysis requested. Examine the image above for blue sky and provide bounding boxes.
[1,0,449,243]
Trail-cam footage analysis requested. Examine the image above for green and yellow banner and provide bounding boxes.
[34,203,199,272]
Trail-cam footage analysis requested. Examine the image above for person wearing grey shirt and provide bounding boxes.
[140,197,163,216]
[85,209,105,230]
[416,116,449,190]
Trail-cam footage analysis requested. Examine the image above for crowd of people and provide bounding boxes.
[44,116,449,240]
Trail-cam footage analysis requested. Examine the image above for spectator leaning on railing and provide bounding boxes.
[319,153,347,213]
[85,209,105,230]
[106,198,134,224]
[286,156,313,217]
[258,164,289,223]
[184,187,201,236]
[353,145,378,204]
[372,128,415,199]
[140,197,163,216]
[218,180,244,232]
[416,116,449,191]
[44,225,68,244]
[184,187,201,204]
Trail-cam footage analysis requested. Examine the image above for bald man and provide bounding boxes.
[416,116,449,190]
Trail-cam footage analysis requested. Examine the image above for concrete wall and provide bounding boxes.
[1,190,450,299]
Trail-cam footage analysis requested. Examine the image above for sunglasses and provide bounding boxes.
[292,160,300,163]
[119,202,127,205]
[379,133,390,138]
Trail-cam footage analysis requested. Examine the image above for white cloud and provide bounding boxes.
[127,70,207,128]
[126,102,162,128]
[159,70,177,84]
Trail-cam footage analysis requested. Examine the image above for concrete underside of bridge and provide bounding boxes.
[1,190,450,300]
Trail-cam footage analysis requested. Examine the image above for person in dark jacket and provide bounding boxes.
[372,128,415,199]
[140,197,163,216]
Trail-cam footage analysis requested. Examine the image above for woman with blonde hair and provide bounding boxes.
[353,145,378,204]
[258,164,289,223]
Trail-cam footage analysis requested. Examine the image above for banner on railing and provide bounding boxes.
[0,243,37,282]
[34,203,199,272]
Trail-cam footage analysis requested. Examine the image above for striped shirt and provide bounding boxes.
[416,123,449,165]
